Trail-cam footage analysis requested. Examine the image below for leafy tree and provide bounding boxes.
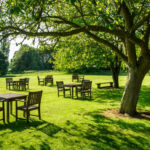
[10,45,53,72]
[0,51,9,75]
[0,0,149,115]
[0,32,9,75]
[54,34,122,88]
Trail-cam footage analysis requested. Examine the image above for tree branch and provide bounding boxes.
[0,26,84,37]
[131,13,150,32]
[84,30,128,63]
[87,25,125,40]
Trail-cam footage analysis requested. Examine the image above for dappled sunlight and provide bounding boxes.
[60,111,150,150]
[138,86,150,110]
[0,71,150,149]
[92,88,123,104]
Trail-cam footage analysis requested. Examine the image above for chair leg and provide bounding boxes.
[58,90,59,97]
[63,90,65,98]
[10,101,13,114]
[3,102,5,123]
[16,101,18,121]
[38,108,41,120]
[77,91,78,98]
[23,111,26,117]
[82,92,85,99]
[90,92,91,99]
[27,111,29,123]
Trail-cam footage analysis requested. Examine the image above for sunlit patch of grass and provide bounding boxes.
[0,71,150,150]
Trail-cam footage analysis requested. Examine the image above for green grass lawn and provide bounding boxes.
[0,70,150,150]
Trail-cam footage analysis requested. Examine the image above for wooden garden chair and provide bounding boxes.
[72,74,79,82]
[37,76,45,85]
[56,81,71,97]
[76,81,92,99]
[45,75,53,86]
[19,79,27,90]
[25,78,29,89]
[6,78,13,90]
[15,91,43,123]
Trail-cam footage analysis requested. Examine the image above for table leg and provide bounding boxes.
[9,83,10,90]
[10,101,13,114]
[72,87,73,98]
[7,101,9,123]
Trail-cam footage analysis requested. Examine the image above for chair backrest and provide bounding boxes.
[45,75,53,79]
[6,78,13,83]
[19,78,26,83]
[72,74,79,79]
[82,81,92,90]
[82,80,90,83]
[56,81,64,88]
[25,78,29,82]
[27,91,43,106]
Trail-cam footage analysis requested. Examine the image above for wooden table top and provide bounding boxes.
[64,83,82,87]
[0,93,27,100]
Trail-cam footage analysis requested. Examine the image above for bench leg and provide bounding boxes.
[110,83,113,87]
[97,84,101,88]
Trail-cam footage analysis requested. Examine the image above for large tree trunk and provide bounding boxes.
[119,67,147,115]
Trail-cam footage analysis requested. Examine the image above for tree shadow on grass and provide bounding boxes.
[0,119,62,137]
[0,119,63,149]
[74,97,94,101]
[92,85,150,110]
[38,122,62,137]
[92,88,124,104]
[19,141,51,150]
[63,111,150,150]
[87,111,150,149]
[138,85,150,108]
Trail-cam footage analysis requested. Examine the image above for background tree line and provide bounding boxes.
[10,44,53,73]
[0,32,9,76]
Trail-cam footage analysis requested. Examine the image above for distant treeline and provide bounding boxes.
[10,44,53,73]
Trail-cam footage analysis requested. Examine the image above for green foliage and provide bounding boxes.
[54,36,106,73]
[66,0,77,5]
[54,34,122,73]
[10,45,53,72]
[0,34,10,76]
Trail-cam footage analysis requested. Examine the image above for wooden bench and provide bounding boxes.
[96,82,113,89]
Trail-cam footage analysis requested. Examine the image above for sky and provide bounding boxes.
[9,37,39,62]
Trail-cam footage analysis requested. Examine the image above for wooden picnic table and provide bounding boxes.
[0,93,27,123]
[64,83,82,98]
[9,80,27,90]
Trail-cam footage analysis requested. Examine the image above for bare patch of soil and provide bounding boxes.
[103,108,150,120]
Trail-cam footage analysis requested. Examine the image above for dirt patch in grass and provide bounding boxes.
[103,108,150,120]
